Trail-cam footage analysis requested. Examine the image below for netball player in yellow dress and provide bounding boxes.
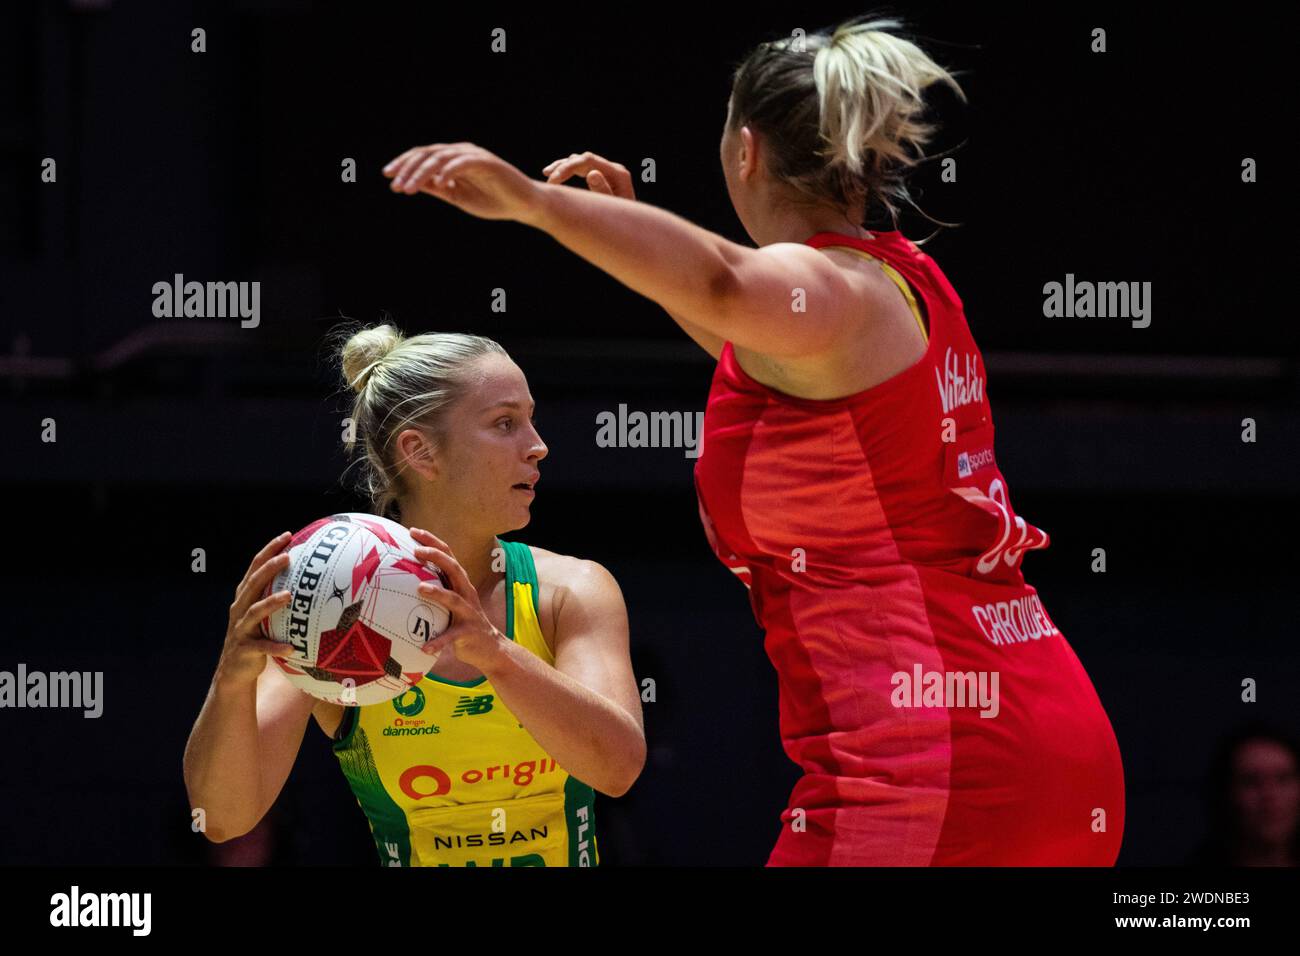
[184,326,645,866]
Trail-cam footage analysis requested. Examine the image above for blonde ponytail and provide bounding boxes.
[728,14,967,230]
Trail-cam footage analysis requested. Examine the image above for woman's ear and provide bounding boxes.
[738,125,759,182]
[394,428,439,483]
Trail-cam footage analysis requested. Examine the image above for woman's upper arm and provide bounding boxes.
[708,241,860,359]
[551,560,643,732]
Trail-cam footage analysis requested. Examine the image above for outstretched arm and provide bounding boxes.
[384,142,857,359]
[522,185,855,359]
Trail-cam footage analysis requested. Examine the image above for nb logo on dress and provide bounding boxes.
[452,694,494,716]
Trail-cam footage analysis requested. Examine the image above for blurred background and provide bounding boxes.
[0,0,1295,866]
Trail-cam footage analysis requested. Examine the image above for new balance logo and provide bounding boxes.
[452,694,495,716]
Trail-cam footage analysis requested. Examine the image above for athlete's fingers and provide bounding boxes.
[382,145,434,177]
[237,531,291,592]
[555,152,613,177]
[542,153,581,176]
[538,152,585,178]
[420,628,458,657]
[402,144,478,194]
[413,546,476,604]
[597,161,635,199]
[399,148,455,194]
[387,149,425,191]
[408,527,450,551]
[587,170,613,194]
[239,551,291,606]
[408,528,457,566]
[392,142,473,191]
[545,155,591,184]
[381,147,420,177]
[232,552,292,620]
[243,637,299,659]
[410,542,462,581]
[237,589,293,639]
[384,147,428,187]
[389,146,439,191]
[416,578,474,619]
[434,154,480,188]
[420,617,474,654]
[429,145,488,188]
[544,153,634,198]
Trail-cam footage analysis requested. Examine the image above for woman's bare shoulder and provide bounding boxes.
[522,547,624,651]
[527,544,591,578]
[527,546,622,591]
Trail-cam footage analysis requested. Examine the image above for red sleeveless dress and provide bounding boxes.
[693,230,1125,865]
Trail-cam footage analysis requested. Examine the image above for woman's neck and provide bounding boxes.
[397,505,502,596]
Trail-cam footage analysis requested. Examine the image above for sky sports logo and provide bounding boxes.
[956,446,995,479]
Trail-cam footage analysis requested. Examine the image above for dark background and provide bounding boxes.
[0,0,1294,865]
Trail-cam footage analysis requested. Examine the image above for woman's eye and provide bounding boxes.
[495,414,536,431]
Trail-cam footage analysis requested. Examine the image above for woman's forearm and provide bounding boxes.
[521,182,744,330]
[479,638,644,797]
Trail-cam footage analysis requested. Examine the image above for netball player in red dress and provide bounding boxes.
[383,15,1125,865]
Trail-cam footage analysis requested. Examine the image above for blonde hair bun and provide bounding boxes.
[341,324,404,394]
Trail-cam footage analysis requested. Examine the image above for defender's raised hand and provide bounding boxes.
[542,151,636,200]
[384,142,542,223]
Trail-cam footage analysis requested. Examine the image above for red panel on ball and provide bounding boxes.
[317,616,393,681]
